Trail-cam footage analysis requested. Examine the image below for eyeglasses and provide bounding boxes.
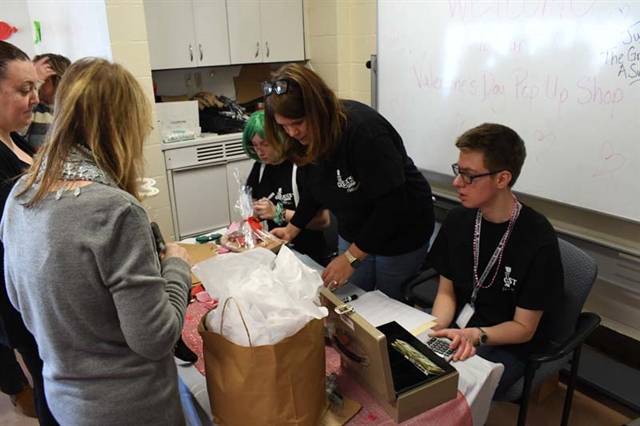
[261,79,295,97]
[451,163,501,184]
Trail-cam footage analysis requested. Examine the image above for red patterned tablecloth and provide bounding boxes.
[182,300,473,426]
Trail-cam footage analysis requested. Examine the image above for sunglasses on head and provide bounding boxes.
[261,79,296,97]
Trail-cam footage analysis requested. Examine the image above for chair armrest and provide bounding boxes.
[401,267,438,305]
[527,312,601,364]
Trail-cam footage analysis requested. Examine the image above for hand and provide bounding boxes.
[430,328,479,362]
[253,198,276,220]
[161,242,194,268]
[33,57,56,81]
[270,225,299,243]
[321,254,353,291]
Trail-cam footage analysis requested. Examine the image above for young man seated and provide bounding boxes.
[428,123,564,399]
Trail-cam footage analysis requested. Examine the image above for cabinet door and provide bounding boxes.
[260,0,305,62]
[226,159,257,223]
[227,0,263,64]
[192,0,231,67]
[144,0,197,70]
[172,165,230,239]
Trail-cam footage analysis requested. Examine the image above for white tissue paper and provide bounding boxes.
[192,245,328,346]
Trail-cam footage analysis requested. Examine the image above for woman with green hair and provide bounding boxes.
[243,110,336,265]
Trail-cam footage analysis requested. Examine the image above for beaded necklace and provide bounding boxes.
[470,194,520,307]
[34,144,117,199]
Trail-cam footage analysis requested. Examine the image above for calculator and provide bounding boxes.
[425,336,456,362]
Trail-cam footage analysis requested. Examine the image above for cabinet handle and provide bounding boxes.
[255,41,260,58]
[265,41,270,58]
[189,44,193,62]
[199,44,203,61]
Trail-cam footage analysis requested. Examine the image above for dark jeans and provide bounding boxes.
[476,345,526,399]
[0,343,29,395]
[339,236,428,301]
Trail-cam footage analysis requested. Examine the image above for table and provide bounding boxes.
[176,244,503,425]
[179,297,502,426]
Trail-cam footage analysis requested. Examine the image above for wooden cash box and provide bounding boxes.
[320,288,459,423]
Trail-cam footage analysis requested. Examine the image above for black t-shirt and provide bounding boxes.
[246,160,331,261]
[0,132,35,347]
[427,204,564,356]
[291,100,434,256]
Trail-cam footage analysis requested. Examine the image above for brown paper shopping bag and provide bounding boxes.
[198,298,328,426]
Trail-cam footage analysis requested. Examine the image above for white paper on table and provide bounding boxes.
[348,290,436,334]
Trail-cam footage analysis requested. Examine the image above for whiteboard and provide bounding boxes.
[378,0,640,222]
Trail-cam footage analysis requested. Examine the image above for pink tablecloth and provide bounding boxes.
[182,300,473,426]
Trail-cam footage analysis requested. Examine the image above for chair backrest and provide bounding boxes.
[543,238,598,343]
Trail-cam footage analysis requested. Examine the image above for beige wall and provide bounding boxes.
[105,0,175,241]
[305,0,376,105]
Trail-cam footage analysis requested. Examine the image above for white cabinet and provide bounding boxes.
[163,134,255,240]
[171,164,231,237]
[144,0,230,70]
[226,0,305,64]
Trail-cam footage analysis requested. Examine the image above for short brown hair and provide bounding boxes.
[455,123,527,187]
[263,63,347,166]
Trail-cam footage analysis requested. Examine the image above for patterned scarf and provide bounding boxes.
[34,144,117,199]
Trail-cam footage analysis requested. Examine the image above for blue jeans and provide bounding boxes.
[338,236,428,301]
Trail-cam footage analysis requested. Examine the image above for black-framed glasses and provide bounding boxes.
[261,79,294,97]
[451,163,500,184]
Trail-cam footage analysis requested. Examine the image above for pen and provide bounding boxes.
[341,294,358,303]
[266,192,275,200]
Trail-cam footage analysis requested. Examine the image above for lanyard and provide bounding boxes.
[470,195,520,307]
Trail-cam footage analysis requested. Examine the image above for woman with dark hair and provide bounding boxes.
[243,110,336,266]
[0,40,57,424]
[1,57,192,425]
[265,63,435,301]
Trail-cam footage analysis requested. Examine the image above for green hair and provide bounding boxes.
[242,110,265,162]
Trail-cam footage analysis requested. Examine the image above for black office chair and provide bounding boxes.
[497,238,601,426]
[401,238,601,426]
[402,263,439,308]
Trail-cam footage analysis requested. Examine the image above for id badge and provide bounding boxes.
[455,303,475,329]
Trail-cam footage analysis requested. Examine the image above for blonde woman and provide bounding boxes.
[1,58,192,425]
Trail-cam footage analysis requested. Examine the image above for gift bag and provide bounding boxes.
[198,298,328,426]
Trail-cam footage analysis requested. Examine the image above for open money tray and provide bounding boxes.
[320,288,458,423]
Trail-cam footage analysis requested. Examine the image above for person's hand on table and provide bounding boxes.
[253,198,276,220]
[430,328,479,362]
[321,255,353,291]
[162,242,194,268]
[270,224,300,244]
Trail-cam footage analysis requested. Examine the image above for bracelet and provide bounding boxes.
[273,202,286,226]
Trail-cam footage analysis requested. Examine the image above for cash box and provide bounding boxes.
[320,288,459,423]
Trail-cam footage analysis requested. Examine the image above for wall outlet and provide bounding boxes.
[194,72,202,90]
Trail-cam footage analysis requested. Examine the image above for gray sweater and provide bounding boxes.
[1,178,191,425]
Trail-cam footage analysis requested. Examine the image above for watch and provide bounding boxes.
[477,327,488,346]
[344,250,362,269]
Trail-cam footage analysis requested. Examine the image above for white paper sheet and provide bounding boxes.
[348,290,436,333]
